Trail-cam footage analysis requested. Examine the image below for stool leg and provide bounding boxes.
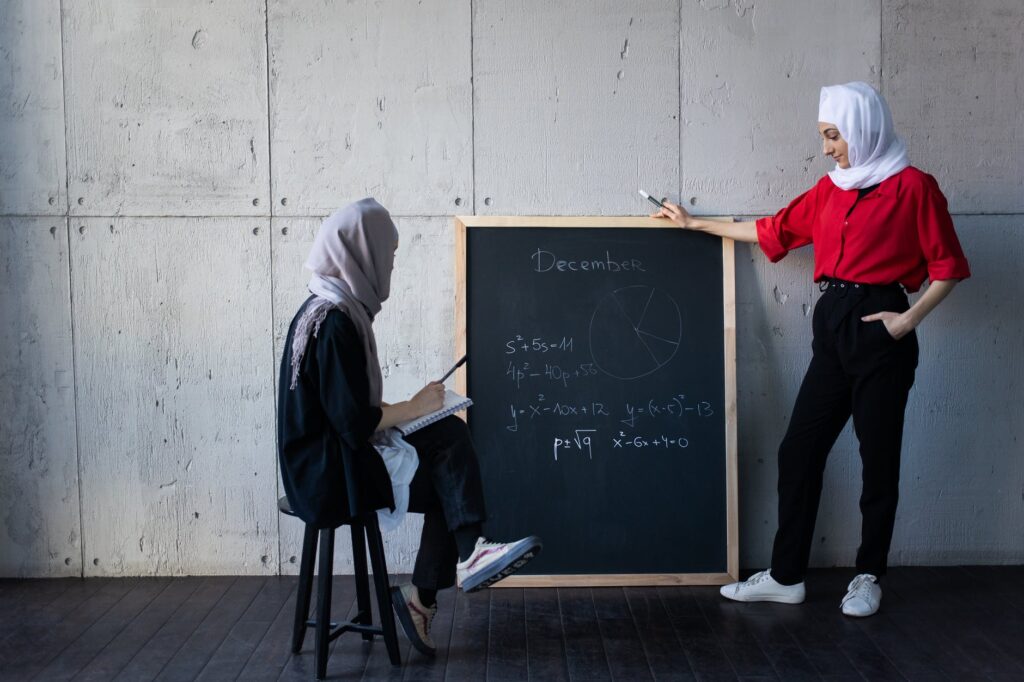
[364,514,401,666]
[350,521,374,641]
[291,524,318,654]
[314,528,335,681]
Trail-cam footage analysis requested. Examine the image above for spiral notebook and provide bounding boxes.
[395,390,473,436]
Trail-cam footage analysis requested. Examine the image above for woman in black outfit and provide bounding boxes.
[278,199,541,656]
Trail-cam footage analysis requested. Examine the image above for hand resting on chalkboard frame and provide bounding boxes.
[652,200,755,243]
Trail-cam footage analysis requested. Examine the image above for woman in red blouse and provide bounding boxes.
[653,82,970,617]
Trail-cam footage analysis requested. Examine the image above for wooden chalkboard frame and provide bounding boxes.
[454,216,738,587]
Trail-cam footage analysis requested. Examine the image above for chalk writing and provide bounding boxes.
[506,361,599,388]
[531,248,647,274]
[552,430,597,461]
[504,335,575,355]
[612,432,690,449]
[620,395,714,427]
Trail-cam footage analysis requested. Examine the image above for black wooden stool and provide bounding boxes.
[279,496,401,679]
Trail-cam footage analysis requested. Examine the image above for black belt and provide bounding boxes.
[818,277,904,294]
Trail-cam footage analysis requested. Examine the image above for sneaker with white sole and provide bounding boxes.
[391,584,437,657]
[841,573,881,617]
[456,536,542,592]
[719,569,806,604]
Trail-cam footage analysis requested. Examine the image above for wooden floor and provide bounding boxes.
[1,567,1022,681]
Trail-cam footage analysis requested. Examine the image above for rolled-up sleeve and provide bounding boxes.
[916,174,971,282]
[756,181,821,263]
[316,312,383,451]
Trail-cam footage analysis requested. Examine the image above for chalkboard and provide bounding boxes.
[455,217,737,586]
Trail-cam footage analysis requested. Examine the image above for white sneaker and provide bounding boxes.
[455,536,542,592]
[719,569,806,604]
[841,573,881,617]
[391,584,437,657]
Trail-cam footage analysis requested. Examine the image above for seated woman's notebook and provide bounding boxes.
[395,390,473,436]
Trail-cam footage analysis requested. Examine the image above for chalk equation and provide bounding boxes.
[621,395,713,427]
[505,401,611,431]
[504,393,713,433]
[504,335,575,355]
[550,430,692,461]
[552,430,596,461]
[506,361,599,388]
[612,432,690,449]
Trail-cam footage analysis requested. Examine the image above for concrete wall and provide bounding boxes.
[1,0,1020,577]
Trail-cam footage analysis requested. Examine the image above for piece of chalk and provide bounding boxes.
[639,189,664,208]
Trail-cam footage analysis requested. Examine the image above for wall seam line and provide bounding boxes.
[470,0,477,214]
[263,0,282,576]
[1,212,1020,221]
[57,0,86,579]
[678,0,683,205]
[879,0,884,92]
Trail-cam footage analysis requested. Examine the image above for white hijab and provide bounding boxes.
[818,81,910,190]
[288,198,398,398]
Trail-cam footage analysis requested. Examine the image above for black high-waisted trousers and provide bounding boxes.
[770,280,918,585]
[401,416,487,590]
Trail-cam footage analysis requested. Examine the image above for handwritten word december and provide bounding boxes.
[531,249,646,273]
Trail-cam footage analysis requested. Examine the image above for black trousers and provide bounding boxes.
[770,281,918,585]
[401,416,487,591]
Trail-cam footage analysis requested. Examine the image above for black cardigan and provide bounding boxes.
[277,297,394,528]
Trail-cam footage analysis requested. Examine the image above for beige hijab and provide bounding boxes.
[288,198,399,402]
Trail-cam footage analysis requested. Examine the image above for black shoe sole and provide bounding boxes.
[390,587,437,658]
[461,537,543,593]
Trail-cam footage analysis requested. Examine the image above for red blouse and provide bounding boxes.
[755,166,970,292]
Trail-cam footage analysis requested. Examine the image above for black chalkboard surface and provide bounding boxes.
[455,217,737,586]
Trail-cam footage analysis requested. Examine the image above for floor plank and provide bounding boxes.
[154,577,267,681]
[36,577,172,680]
[523,587,569,682]
[3,578,137,679]
[623,586,695,682]
[75,578,204,681]
[486,587,527,681]
[114,576,236,681]
[443,588,490,681]
[221,578,298,682]
[559,587,612,682]
[593,587,652,681]
[195,576,295,681]
[693,586,777,679]
[660,586,736,681]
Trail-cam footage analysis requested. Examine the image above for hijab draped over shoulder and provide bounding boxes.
[818,81,910,190]
[288,198,399,403]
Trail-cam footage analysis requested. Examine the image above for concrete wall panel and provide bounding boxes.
[0,218,79,577]
[71,218,277,575]
[734,216,1024,568]
[62,1,269,217]
[0,1,67,214]
[883,0,1024,213]
[474,1,679,215]
[268,1,472,217]
[272,215,457,574]
[680,0,881,215]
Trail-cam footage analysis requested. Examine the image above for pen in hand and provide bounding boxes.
[437,355,467,383]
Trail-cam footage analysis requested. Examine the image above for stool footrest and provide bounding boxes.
[303,619,385,643]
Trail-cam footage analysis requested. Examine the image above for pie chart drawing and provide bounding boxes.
[589,285,682,380]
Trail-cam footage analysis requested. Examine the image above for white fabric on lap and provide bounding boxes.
[372,428,419,531]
